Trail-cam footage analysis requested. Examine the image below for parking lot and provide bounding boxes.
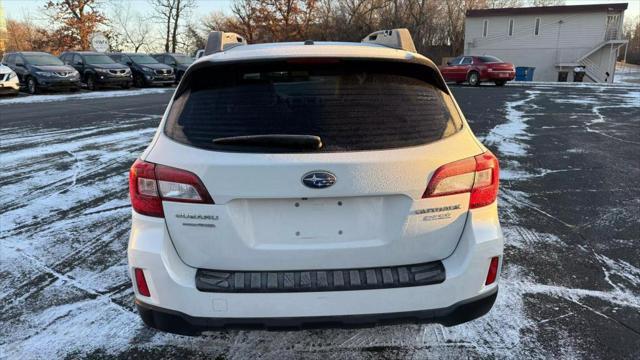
[0,83,639,359]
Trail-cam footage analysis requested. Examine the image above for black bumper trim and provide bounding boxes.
[135,287,498,335]
[196,261,445,293]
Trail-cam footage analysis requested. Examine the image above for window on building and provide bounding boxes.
[558,71,568,82]
[483,20,488,37]
[508,19,514,36]
[534,18,540,35]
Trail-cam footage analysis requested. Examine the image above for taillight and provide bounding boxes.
[485,256,500,285]
[423,151,499,209]
[134,268,151,297]
[129,159,214,217]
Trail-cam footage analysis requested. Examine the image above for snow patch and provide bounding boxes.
[0,88,173,106]
[485,90,539,157]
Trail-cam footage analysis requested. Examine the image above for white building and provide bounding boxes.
[464,3,628,82]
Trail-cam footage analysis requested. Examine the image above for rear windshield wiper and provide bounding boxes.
[212,134,323,150]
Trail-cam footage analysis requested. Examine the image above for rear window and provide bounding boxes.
[478,56,503,63]
[165,60,462,153]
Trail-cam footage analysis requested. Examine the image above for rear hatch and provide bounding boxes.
[146,58,484,271]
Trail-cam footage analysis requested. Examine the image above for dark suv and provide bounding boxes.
[151,53,194,82]
[60,51,132,90]
[1,51,81,94]
[107,53,175,87]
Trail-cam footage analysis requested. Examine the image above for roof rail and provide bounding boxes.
[361,28,417,53]
[204,31,247,56]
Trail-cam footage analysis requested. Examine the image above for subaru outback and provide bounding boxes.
[128,29,503,335]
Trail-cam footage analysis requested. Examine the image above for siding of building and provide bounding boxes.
[464,10,624,82]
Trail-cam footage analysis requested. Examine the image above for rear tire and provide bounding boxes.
[467,72,480,86]
[27,77,39,94]
[494,80,507,86]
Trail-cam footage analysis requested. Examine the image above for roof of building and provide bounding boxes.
[466,2,628,17]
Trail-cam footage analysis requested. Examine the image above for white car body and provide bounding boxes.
[128,33,503,334]
[0,64,20,95]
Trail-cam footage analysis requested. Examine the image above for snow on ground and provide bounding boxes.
[0,87,173,106]
[614,62,640,85]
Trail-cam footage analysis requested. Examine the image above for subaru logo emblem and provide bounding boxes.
[302,171,336,189]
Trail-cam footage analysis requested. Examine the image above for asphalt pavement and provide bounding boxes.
[0,83,638,359]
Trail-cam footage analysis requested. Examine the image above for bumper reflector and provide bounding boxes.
[134,268,151,297]
[485,257,500,285]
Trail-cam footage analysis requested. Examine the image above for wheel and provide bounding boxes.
[27,77,39,94]
[467,72,480,86]
[133,75,146,88]
[494,80,507,86]
[86,75,97,91]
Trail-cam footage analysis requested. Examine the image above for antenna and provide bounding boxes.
[204,31,247,56]
[361,28,417,53]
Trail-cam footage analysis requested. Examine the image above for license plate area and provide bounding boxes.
[237,197,386,247]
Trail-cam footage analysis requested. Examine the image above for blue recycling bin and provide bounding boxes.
[515,67,535,81]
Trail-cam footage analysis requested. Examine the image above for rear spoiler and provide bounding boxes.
[204,32,247,56]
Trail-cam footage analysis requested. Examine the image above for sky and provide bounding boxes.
[2,0,233,20]
[2,0,639,21]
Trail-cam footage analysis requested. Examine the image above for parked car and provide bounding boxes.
[107,53,175,87]
[151,53,194,82]
[439,55,515,86]
[0,63,20,96]
[1,51,80,94]
[128,29,502,335]
[60,51,132,90]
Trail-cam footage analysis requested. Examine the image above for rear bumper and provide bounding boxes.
[486,72,515,81]
[128,202,503,333]
[136,287,497,334]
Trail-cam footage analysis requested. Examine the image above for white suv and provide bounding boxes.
[128,29,503,335]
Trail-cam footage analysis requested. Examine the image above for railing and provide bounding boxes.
[579,57,608,83]
[605,21,621,41]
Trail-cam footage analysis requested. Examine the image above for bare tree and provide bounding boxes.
[529,0,565,6]
[149,0,176,51]
[171,0,196,52]
[110,0,152,52]
[230,0,260,42]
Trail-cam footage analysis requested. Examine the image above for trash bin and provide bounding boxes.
[573,66,585,82]
[515,67,536,81]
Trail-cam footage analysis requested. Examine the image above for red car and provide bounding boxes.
[439,55,515,86]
